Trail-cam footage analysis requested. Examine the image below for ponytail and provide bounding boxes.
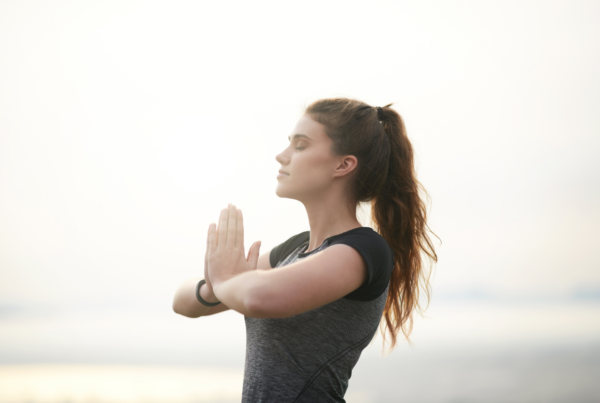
[373,105,438,351]
[305,98,438,352]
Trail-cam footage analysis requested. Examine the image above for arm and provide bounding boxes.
[172,250,272,318]
[172,277,230,317]
[208,205,367,318]
[212,244,367,318]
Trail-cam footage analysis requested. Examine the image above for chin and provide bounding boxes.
[275,184,297,200]
[275,185,288,198]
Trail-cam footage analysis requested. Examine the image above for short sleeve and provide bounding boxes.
[269,231,311,268]
[328,228,394,301]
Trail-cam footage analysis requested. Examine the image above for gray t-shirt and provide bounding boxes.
[242,227,394,402]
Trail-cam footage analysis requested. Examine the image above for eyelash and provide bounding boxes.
[294,147,305,151]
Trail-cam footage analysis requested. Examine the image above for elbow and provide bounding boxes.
[244,293,266,318]
[243,291,289,319]
[232,273,291,318]
[172,297,199,318]
[172,299,185,316]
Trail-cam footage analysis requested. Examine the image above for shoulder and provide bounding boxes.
[329,227,390,248]
[269,231,310,268]
[329,227,393,263]
[328,227,394,301]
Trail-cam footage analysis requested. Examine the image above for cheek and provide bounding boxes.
[293,152,333,185]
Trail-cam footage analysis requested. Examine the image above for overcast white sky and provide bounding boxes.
[0,0,599,361]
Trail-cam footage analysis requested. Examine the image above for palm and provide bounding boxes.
[204,224,256,288]
[206,205,261,285]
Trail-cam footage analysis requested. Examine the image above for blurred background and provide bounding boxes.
[1,1,599,402]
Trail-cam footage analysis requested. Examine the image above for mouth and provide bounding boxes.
[277,170,290,178]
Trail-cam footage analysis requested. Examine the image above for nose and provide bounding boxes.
[275,148,289,166]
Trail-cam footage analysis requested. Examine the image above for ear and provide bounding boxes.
[333,155,358,178]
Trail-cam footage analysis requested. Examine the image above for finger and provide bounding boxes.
[205,224,210,262]
[214,216,219,245]
[249,241,261,269]
[246,241,258,262]
[208,223,217,254]
[236,209,244,250]
[226,204,237,248]
[205,225,212,285]
[246,241,254,262]
[206,223,211,248]
[217,208,228,250]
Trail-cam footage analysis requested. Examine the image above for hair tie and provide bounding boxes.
[374,107,385,124]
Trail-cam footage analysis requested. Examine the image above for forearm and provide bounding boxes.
[212,270,268,317]
[172,277,219,318]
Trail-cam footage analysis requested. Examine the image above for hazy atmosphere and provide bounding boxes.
[1,1,599,402]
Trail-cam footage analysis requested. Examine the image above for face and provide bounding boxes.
[275,115,341,202]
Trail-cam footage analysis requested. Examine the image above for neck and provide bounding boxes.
[301,192,362,253]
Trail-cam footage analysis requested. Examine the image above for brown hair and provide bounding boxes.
[305,98,438,351]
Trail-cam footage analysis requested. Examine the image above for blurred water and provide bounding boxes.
[1,345,599,403]
[347,345,600,403]
[0,365,243,403]
[1,301,600,402]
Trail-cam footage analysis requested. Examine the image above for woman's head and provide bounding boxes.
[299,97,438,352]
[303,98,393,204]
[275,114,358,204]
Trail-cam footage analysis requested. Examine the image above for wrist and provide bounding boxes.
[199,281,219,304]
[209,273,234,290]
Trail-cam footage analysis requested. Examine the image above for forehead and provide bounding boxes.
[288,115,328,142]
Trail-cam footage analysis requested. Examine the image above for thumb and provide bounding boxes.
[247,241,262,269]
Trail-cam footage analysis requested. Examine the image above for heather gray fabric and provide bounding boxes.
[242,230,391,402]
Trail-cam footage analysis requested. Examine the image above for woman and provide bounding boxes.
[172,98,437,402]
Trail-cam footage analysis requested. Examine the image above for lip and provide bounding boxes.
[277,169,290,178]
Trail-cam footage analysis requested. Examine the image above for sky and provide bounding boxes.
[0,0,599,401]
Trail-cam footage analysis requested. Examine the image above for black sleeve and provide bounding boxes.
[269,231,311,268]
[328,228,394,301]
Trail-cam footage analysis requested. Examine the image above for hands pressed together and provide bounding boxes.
[202,204,261,301]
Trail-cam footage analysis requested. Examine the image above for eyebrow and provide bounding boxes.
[288,134,311,141]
